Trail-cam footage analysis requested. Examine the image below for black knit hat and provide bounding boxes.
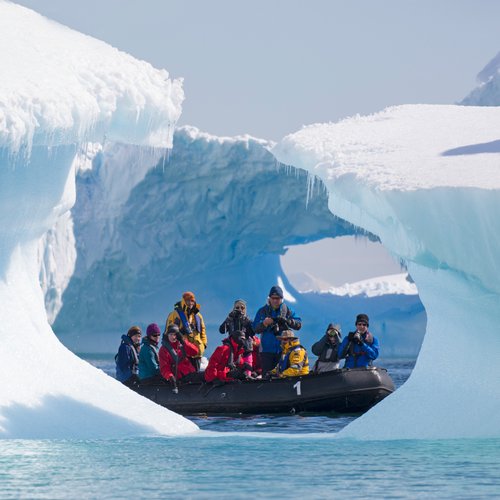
[355,314,369,326]
[268,285,284,298]
[166,324,180,335]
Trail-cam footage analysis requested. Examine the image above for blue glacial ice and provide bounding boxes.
[0,1,196,438]
[273,104,500,439]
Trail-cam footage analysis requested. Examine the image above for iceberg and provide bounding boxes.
[0,2,197,437]
[38,125,424,358]
[273,104,500,439]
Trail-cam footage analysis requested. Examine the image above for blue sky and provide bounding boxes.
[14,0,500,140]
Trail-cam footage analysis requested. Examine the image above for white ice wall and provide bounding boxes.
[273,104,500,439]
[0,2,196,438]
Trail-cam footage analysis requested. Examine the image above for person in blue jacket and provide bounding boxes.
[115,325,142,386]
[138,323,162,384]
[253,285,302,374]
[338,314,379,368]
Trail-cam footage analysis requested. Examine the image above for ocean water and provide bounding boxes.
[1,359,499,499]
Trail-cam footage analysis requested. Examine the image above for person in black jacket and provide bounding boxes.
[311,323,342,373]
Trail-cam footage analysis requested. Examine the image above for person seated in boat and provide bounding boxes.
[270,330,309,378]
[165,291,207,372]
[115,325,142,387]
[253,285,302,375]
[138,323,163,385]
[205,330,249,383]
[311,323,342,373]
[220,299,256,378]
[338,314,379,368]
[159,324,201,386]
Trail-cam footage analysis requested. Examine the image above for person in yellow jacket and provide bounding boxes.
[166,291,207,371]
[271,330,309,378]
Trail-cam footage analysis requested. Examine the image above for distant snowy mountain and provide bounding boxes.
[461,51,500,105]
[322,273,417,298]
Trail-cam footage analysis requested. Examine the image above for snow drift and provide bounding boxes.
[0,1,196,438]
[273,104,500,439]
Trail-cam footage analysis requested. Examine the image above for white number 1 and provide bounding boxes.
[293,381,302,396]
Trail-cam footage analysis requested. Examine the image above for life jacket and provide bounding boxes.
[115,335,139,373]
[345,332,373,368]
[278,343,308,373]
[223,337,243,370]
[162,337,187,375]
[264,302,289,325]
[175,304,202,334]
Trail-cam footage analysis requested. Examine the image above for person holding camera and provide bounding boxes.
[205,330,248,383]
[253,285,302,374]
[219,299,256,377]
[338,314,379,368]
[159,324,201,387]
[311,323,342,373]
[165,291,207,371]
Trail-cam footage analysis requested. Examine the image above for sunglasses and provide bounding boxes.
[356,322,368,326]
[234,306,245,311]
[149,334,161,337]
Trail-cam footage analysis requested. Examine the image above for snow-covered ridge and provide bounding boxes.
[273,104,500,440]
[0,1,183,154]
[276,104,500,191]
[461,51,500,106]
[0,2,194,438]
[316,273,417,298]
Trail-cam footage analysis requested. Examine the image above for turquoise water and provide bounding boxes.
[1,436,499,499]
[1,359,499,498]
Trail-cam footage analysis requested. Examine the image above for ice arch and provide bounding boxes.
[0,2,196,437]
[43,126,425,358]
[273,104,500,439]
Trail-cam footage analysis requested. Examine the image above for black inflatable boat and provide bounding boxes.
[135,367,395,415]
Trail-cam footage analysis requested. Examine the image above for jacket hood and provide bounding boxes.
[177,299,201,314]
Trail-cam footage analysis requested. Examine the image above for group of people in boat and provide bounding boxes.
[115,285,379,388]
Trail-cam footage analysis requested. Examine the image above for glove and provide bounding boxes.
[175,331,184,343]
[352,332,363,345]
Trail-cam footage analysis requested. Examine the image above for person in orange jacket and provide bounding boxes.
[165,291,207,371]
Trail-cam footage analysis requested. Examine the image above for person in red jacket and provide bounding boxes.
[159,324,201,386]
[205,330,248,383]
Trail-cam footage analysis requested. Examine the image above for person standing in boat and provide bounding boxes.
[270,330,309,378]
[115,325,142,387]
[159,324,201,386]
[338,314,379,368]
[138,323,163,384]
[253,285,302,375]
[205,330,248,383]
[166,291,207,371]
[311,323,342,373]
[219,299,256,378]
